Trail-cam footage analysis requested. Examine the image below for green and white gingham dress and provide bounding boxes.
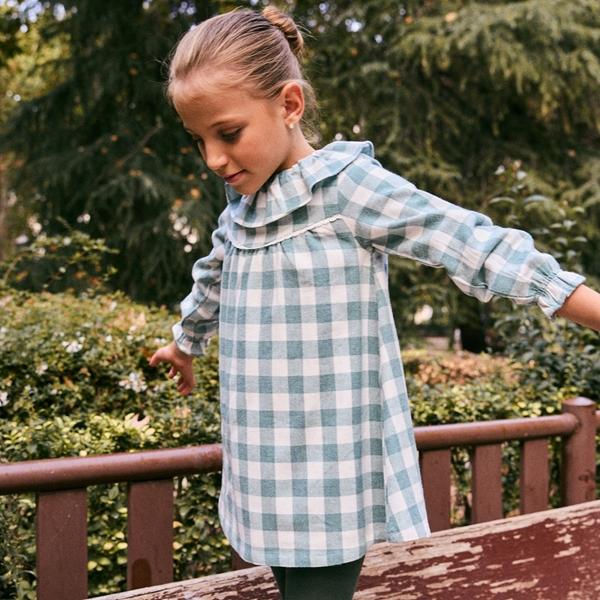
[173,141,584,568]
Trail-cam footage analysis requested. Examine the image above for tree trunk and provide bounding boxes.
[0,156,9,262]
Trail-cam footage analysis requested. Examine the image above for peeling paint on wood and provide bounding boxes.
[91,501,600,600]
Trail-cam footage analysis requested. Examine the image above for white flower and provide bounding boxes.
[105,335,113,342]
[36,363,48,375]
[0,392,8,407]
[64,340,83,353]
[119,372,147,393]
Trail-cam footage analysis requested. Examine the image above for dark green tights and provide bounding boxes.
[271,555,365,600]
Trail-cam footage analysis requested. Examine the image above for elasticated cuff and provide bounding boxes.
[172,323,210,357]
[537,270,586,318]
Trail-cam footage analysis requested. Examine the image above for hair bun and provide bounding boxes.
[262,6,304,57]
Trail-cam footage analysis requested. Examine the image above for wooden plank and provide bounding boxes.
[91,500,600,600]
[420,449,451,532]
[127,480,174,589]
[37,488,88,600]
[471,443,502,523]
[520,438,549,515]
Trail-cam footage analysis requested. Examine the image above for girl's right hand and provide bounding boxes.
[149,341,196,395]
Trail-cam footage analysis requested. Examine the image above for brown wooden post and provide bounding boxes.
[37,489,88,600]
[420,449,451,532]
[471,444,503,523]
[562,397,597,506]
[127,479,174,590]
[520,438,549,514]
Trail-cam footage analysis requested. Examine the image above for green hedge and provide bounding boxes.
[2,289,600,598]
[0,289,225,598]
[404,332,600,525]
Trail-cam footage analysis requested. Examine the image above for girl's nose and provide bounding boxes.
[203,143,228,172]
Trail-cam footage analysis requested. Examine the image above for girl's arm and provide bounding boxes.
[339,156,584,318]
[555,284,600,332]
[172,207,229,356]
[150,206,229,394]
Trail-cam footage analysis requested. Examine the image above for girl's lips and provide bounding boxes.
[224,171,244,184]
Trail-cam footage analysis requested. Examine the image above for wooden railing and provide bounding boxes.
[417,397,597,531]
[0,397,597,600]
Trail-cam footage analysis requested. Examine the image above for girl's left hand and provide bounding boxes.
[149,341,196,395]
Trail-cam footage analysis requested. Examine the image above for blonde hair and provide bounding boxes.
[168,7,319,143]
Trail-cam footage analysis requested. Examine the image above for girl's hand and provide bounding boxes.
[555,284,600,332]
[149,341,196,395]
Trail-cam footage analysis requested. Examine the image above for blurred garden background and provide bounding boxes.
[1,0,600,597]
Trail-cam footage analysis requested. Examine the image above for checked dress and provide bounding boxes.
[173,141,584,568]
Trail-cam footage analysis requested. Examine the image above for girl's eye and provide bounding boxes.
[221,129,241,142]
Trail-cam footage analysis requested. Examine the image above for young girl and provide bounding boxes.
[150,7,600,599]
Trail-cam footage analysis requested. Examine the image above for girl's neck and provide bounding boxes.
[277,134,314,174]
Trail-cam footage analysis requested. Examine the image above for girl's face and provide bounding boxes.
[172,75,312,196]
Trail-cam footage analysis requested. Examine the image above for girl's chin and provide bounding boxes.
[230,184,258,195]
[229,180,265,196]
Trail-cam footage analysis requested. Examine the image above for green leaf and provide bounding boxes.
[522,194,549,205]
[489,196,516,205]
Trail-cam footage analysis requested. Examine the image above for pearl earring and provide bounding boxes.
[288,122,295,130]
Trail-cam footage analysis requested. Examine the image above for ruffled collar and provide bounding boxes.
[226,141,374,228]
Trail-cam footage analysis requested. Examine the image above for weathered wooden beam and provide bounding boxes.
[471,443,503,523]
[91,500,600,600]
[420,448,451,532]
[561,397,597,505]
[127,480,174,590]
[37,489,88,600]
[520,438,549,514]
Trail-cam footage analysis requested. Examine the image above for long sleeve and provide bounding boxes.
[172,206,229,355]
[338,155,585,317]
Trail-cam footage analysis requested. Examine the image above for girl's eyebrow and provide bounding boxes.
[184,119,237,136]
[210,119,238,128]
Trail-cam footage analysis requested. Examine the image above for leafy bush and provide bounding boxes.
[406,344,600,525]
[406,350,535,525]
[0,224,118,297]
[0,288,226,598]
[2,285,600,597]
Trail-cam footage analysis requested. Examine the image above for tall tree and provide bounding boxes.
[2,0,600,327]
[1,0,239,304]
[0,3,59,265]
[291,0,600,345]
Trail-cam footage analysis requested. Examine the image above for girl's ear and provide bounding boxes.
[279,82,305,125]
